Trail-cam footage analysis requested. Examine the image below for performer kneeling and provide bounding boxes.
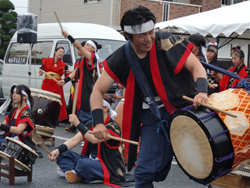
[0,85,36,150]
[49,94,126,186]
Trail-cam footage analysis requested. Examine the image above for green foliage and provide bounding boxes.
[0,0,17,59]
[9,11,17,17]
[0,0,14,10]
[2,12,17,21]
[2,34,11,40]
[0,49,5,58]
[3,41,10,48]
[6,22,16,30]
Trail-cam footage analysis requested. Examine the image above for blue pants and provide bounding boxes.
[76,110,92,124]
[56,151,104,182]
[134,108,174,188]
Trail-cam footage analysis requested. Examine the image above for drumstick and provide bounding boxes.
[70,82,79,126]
[88,130,139,145]
[39,69,59,84]
[54,11,63,31]
[72,82,78,115]
[183,96,237,118]
[36,136,52,156]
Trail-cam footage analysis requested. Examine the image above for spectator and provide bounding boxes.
[219,46,248,91]
[113,83,125,109]
[188,34,207,62]
[206,42,224,94]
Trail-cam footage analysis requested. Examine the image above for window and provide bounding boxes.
[162,3,169,21]
[55,41,72,65]
[84,0,102,3]
[221,0,243,5]
[6,42,53,65]
[74,39,125,63]
[31,42,53,65]
[55,41,71,55]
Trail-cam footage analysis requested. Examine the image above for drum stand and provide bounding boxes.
[208,174,250,188]
[0,157,32,185]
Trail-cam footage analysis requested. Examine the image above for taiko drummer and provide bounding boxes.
[0,85,36,150]
[90,5,208,188]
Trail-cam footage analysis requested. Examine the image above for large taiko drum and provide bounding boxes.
[169,88,250,184]
[0,137,39,171]
[30,88,61,137]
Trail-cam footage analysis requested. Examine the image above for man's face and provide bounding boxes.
[131,29,155,54]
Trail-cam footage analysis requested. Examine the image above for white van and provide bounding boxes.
[2,22,126,104]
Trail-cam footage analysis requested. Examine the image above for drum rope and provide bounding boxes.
[181,105,194,111]
[210,129,229,139]
[215,152,234,163]
[234,78,250,88]
[157,120,170,144]
[198,111,217,120]
[212,168,231,179]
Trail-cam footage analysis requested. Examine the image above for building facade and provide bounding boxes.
[28,0,246,30]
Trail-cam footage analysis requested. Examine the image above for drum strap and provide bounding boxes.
[124,42,170,143]
[124,41,161,120]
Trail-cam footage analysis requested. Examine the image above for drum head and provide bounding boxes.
[0,151,31,171]
[170,115,213,179]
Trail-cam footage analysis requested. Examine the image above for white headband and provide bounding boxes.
[124,20,155,34]
[103,100,117,119]
[14,88,31,109]
[86,40,97,52]
[86,40,99,61]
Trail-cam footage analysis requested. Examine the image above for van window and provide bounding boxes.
[74,39,125,63]
[6,42,53,65]
[31,42,53,65]
[6,43,30,64]
[56,41,71,55]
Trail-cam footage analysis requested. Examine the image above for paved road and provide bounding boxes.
[0,115,222,188]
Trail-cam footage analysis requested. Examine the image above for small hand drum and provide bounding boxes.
[0,137,39,171]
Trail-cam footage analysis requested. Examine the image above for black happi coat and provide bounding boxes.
[5,105,36,150]
[103,31,198,170]
[81,117,126,187]
[75,52,98,111]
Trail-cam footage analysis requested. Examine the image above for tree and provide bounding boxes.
[0,0,17,59]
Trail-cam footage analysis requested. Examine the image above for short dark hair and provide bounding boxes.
[188,34,206,48]
[120,5,156,41]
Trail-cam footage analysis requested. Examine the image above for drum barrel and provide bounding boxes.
[169,107,234,184]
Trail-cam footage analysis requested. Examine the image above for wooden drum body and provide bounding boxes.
[0,137,38,171]
[30,88,61,136]
[169,88,250,184]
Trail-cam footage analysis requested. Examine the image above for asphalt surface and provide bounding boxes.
[0,115,223,188]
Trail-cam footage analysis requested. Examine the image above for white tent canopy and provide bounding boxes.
[155,1,250,38]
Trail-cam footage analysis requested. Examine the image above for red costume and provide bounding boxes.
[219,65,248,91]
[41,58,68,121]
